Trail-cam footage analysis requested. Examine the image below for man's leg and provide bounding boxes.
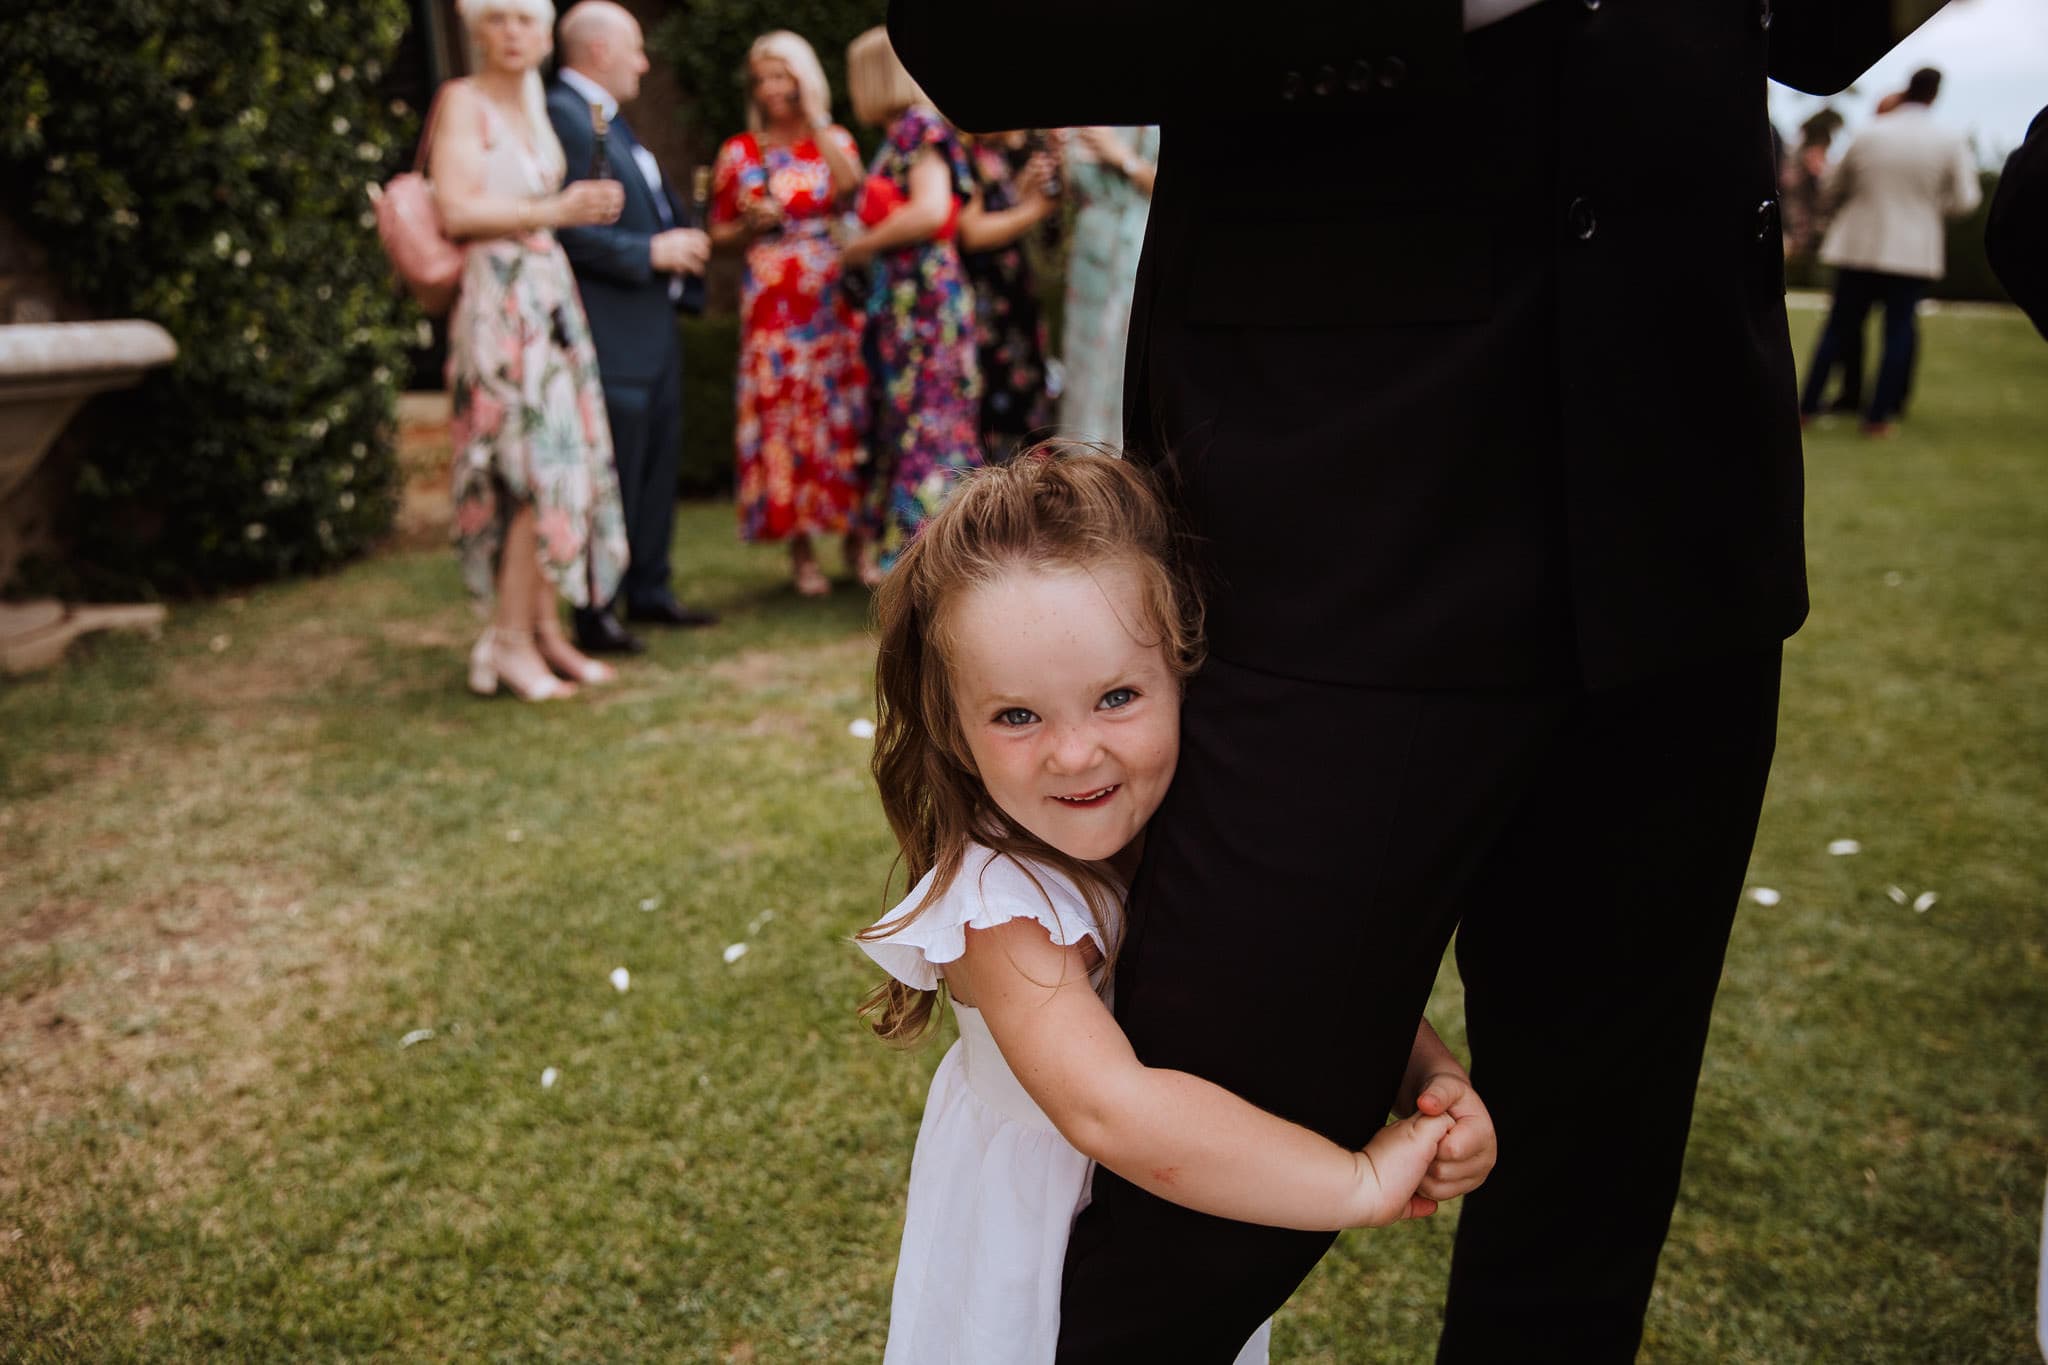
[1867,273,1925,426]
[1437,646,1783,1363]
[625,356,683,612]
[1056,657,1568,1364]
[1801,270,1875,415]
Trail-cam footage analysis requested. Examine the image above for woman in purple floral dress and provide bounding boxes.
[842,27,983,570]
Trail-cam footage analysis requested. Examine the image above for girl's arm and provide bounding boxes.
[949,918,1451,1232]
[841,148,953,267]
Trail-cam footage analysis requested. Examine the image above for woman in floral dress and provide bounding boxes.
[436,0,629,701]
[709,30,871,596]
[842,27,983,571]
[959,132,1061,461]
[1060,125,1158,444]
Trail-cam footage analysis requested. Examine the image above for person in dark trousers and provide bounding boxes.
[548,0,716,653]
[1987,104,2048,340]
[1799,66,1981,436]
[886,3,1949,1361]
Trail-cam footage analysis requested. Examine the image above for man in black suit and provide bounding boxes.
[888,3,1945,1360]
[1988,105,2048,339]
[548,0,714,653]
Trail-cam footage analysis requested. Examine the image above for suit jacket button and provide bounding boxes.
[1568,196,1597,240]
[1377,55,1408,89]
[1280,70,1305,102]
[1313,64,1338,98]
[1756,198,1780,241]
[1347,58,1375,93]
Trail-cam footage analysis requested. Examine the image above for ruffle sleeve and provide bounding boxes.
[858,845,1110,991]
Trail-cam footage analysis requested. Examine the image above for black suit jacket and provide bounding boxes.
[1987,106,2048,341]
[890,0,1938,689]
[546,80,704,388]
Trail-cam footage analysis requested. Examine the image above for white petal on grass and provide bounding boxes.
[1913,891,1939,913]
[1748,887,1781,907]
[748,909,776,935]
[609,966,630,993]
[1827,838,1861,856]
[540,1067,559,1089]
[506,828,524,843]
[1886,885,1909,905]
[723,942,749,965]
[848,718,877,740]
[638,895,662,912]
[209,634,231,653]
[399,1028,435,1048]
[1883,570,1904,587]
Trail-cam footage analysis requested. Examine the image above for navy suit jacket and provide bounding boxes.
[546,79,704,387]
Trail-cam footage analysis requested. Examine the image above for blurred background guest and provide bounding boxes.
[435,0,628,700]
[1059,125,1156,444]
[548,0,716,652]
[708,31,870,597]
[1782,109,1865,415]
[1800,67,1981,437]
[841,26,983,571]
[959,131,1062,462]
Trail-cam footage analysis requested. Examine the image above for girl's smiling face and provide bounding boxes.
[946,561,1181,867]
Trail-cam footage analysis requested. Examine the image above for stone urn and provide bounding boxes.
[0,320,178,674]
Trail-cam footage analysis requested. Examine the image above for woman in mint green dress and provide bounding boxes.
[1058,125,1158,444]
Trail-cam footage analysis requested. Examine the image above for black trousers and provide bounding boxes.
[1056,646,1783,1363]
[601,349,683,613]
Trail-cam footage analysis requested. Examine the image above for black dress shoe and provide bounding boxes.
[625,596,719,628]
[573,608,645,654]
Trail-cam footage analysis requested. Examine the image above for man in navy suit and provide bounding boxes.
[548,0,714,653]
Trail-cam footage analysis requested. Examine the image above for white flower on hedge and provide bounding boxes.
[372,366,390,384]
[365,61,381,81]
[350,442,367,459]
[307,418,330,440]
[309,0,325,16]
[239,108,263,129]
[356,142,381,162]
[415,321,433,347]
[233,249,252,268]
[338,65,355,81]
[332,116,350,136]
[243,324,261,343]
[112,208,139,228]
[175,92,194,113]
[253,344,269,362]
[389,99,409,117]
[337,492,357,511]
[47,155,67,173]
[327,403,347,422]
[245,523,268,541]
[358,211,376,230]
[264,478,288,499]
[315,71,335,94]
[337,462,355,482]
[213,232,232,257]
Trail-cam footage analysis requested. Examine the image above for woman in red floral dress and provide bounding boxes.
[709,31,872,596]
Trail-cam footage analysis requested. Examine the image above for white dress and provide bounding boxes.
[860,843,1271,1365]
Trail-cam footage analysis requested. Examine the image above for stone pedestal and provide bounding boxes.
[1,319,179,674]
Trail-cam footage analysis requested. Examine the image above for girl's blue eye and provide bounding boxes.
[996,707,1038,727]
[1099,688,1136,710]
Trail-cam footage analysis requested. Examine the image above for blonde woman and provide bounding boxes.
[434,0,628,700]
[840,26,983,573]
[707,31,871,596]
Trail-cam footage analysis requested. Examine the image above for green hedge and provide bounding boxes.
[0,0,418,593]
[651,0,886,162]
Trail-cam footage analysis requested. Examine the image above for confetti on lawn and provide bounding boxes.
[1827,839,1861,856]
[723,943,749,965]
[848,718,877,739]
[1748,887,1781,907]
[1887,885,1909,905]
[399,1028,435,1048]
[540,1067,559,1089]
[506,828,525,843]
[209,634,231,653]
[1883,570,1905,587]
[748,909,776,934]
[638,895,662,912]
[609,967,630,993]
[1913,891,1939,913]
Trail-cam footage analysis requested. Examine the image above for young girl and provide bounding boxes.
[856,447,1497,1363]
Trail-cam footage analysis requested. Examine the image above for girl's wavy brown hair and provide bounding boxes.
[857,443,1206,1044]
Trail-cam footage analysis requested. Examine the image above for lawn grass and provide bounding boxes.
[3,305,2044,1362]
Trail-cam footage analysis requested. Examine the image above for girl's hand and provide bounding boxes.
[1350,1110,1456,1227]
[554,179,625,227]
[1412,1072,1499,1201]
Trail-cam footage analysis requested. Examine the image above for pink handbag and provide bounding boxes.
[370,85,462,317]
